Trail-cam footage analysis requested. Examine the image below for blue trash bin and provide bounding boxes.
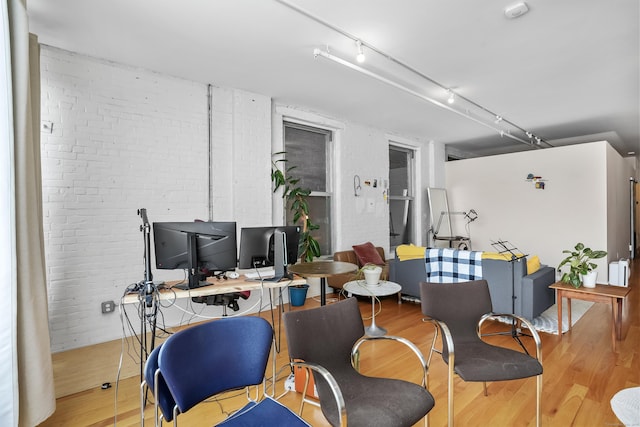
[289,284,309,307]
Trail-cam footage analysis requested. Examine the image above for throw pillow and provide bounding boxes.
[527,255,541,274]
[352,242,385,266]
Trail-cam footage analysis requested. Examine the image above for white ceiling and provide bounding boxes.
[27,0,640,159]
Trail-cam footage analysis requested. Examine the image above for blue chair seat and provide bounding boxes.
[217,396,310,426]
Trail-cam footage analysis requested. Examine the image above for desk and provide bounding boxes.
[124,275,305,389]
[122,275,305,304]
[343,280,402,336]
[549,281,630,350]
[287,261,358,305]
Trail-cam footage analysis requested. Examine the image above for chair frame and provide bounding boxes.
[422,311,542,427]
[291,334,431,427]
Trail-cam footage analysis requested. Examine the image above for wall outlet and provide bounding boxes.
[101,301,116,314]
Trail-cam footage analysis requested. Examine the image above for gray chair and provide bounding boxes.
[420,280,542,427]
[283,297,435,427]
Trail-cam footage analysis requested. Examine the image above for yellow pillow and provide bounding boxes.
[481,252,525,261]
[527,255,541,274]
[395,244,426,261]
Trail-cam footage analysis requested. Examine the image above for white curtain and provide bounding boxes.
[5,0,56,425]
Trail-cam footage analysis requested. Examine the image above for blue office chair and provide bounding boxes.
[140,344,176,426]
[158,316,310,426]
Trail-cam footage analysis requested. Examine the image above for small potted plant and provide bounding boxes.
[359,263,383,286]
[558,242,607,288]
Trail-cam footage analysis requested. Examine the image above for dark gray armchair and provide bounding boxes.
[420,280,542,427]
[283,297,435,427]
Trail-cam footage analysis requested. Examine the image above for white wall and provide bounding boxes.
[445,141,634,281]
[40,46,439,352]
[606,143,635,260]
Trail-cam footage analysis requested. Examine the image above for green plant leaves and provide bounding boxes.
[272,152,321,262]
[558,242,607,288]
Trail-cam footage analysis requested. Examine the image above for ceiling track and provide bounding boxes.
[275,0,553,150]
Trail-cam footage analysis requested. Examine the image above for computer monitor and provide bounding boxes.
[238,226,301,279]
[153,221,237,289]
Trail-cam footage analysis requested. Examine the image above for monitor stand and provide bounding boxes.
[248,230,288,282]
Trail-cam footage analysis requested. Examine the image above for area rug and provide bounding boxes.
[495,299,594,335]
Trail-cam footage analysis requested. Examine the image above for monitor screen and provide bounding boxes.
[237,226,301,270]
[153,221,237,287]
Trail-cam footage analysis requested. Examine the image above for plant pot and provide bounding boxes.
[289,284,309,307]
[581,270,598,288]
[363,266,382,286]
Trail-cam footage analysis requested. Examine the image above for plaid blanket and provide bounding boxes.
[425,248,483,283]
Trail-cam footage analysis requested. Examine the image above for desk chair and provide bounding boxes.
[420,280,542,427]
[140,344,176,426]
[158,316,309,426]
[283,297,435,427]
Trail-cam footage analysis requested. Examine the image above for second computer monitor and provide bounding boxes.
[237,226,301,270]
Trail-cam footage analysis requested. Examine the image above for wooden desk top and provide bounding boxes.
[122,275,305,304]
[287,261,358,278]
[550,281,631,298]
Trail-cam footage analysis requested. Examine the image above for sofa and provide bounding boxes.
[389,248,556,320]
[326,245,389,291]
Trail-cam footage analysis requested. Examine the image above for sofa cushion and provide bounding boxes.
[352,242,385,266]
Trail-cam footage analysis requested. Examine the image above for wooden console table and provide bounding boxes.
[549,281,630,350]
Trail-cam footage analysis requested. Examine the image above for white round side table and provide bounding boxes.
[343,280,402,336]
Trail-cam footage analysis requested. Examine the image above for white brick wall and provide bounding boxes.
[40,47,273,351]
[39,45,434,353]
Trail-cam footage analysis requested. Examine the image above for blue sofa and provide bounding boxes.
[389,251,556,320]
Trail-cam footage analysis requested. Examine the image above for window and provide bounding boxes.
[283,122,332,256]
[388,146,415,251]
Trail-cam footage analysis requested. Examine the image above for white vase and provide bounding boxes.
[581,270,598,288]
[363,266,382,285]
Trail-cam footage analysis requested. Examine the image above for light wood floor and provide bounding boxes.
[40,260,639,427]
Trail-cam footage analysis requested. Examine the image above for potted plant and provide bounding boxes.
[271,152,321,262]
[558,242,607,288]
[359,263,383,286]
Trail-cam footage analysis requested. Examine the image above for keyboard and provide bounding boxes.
[244,268,276,280]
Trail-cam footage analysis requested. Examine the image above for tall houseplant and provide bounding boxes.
[558,242,607,288]
[271,152,321,262]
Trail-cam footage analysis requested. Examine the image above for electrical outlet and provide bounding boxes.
[101,300,116,314]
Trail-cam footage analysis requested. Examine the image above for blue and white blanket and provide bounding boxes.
[424,248,483,283]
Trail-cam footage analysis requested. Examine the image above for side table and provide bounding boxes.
[288,261,358,305]
[549,281,630,350]
[343,280,402,336]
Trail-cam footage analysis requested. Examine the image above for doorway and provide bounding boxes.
[388,146,415,253]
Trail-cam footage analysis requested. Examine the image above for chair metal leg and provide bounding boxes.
[536,374,542,427]
[447,363,454,427]
[140,380,146,427]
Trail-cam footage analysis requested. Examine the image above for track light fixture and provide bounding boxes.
[274,0,552,150]
[355,40,365,63]
[447,90,455,104]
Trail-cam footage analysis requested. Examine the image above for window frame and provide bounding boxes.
[273,107,341,257]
